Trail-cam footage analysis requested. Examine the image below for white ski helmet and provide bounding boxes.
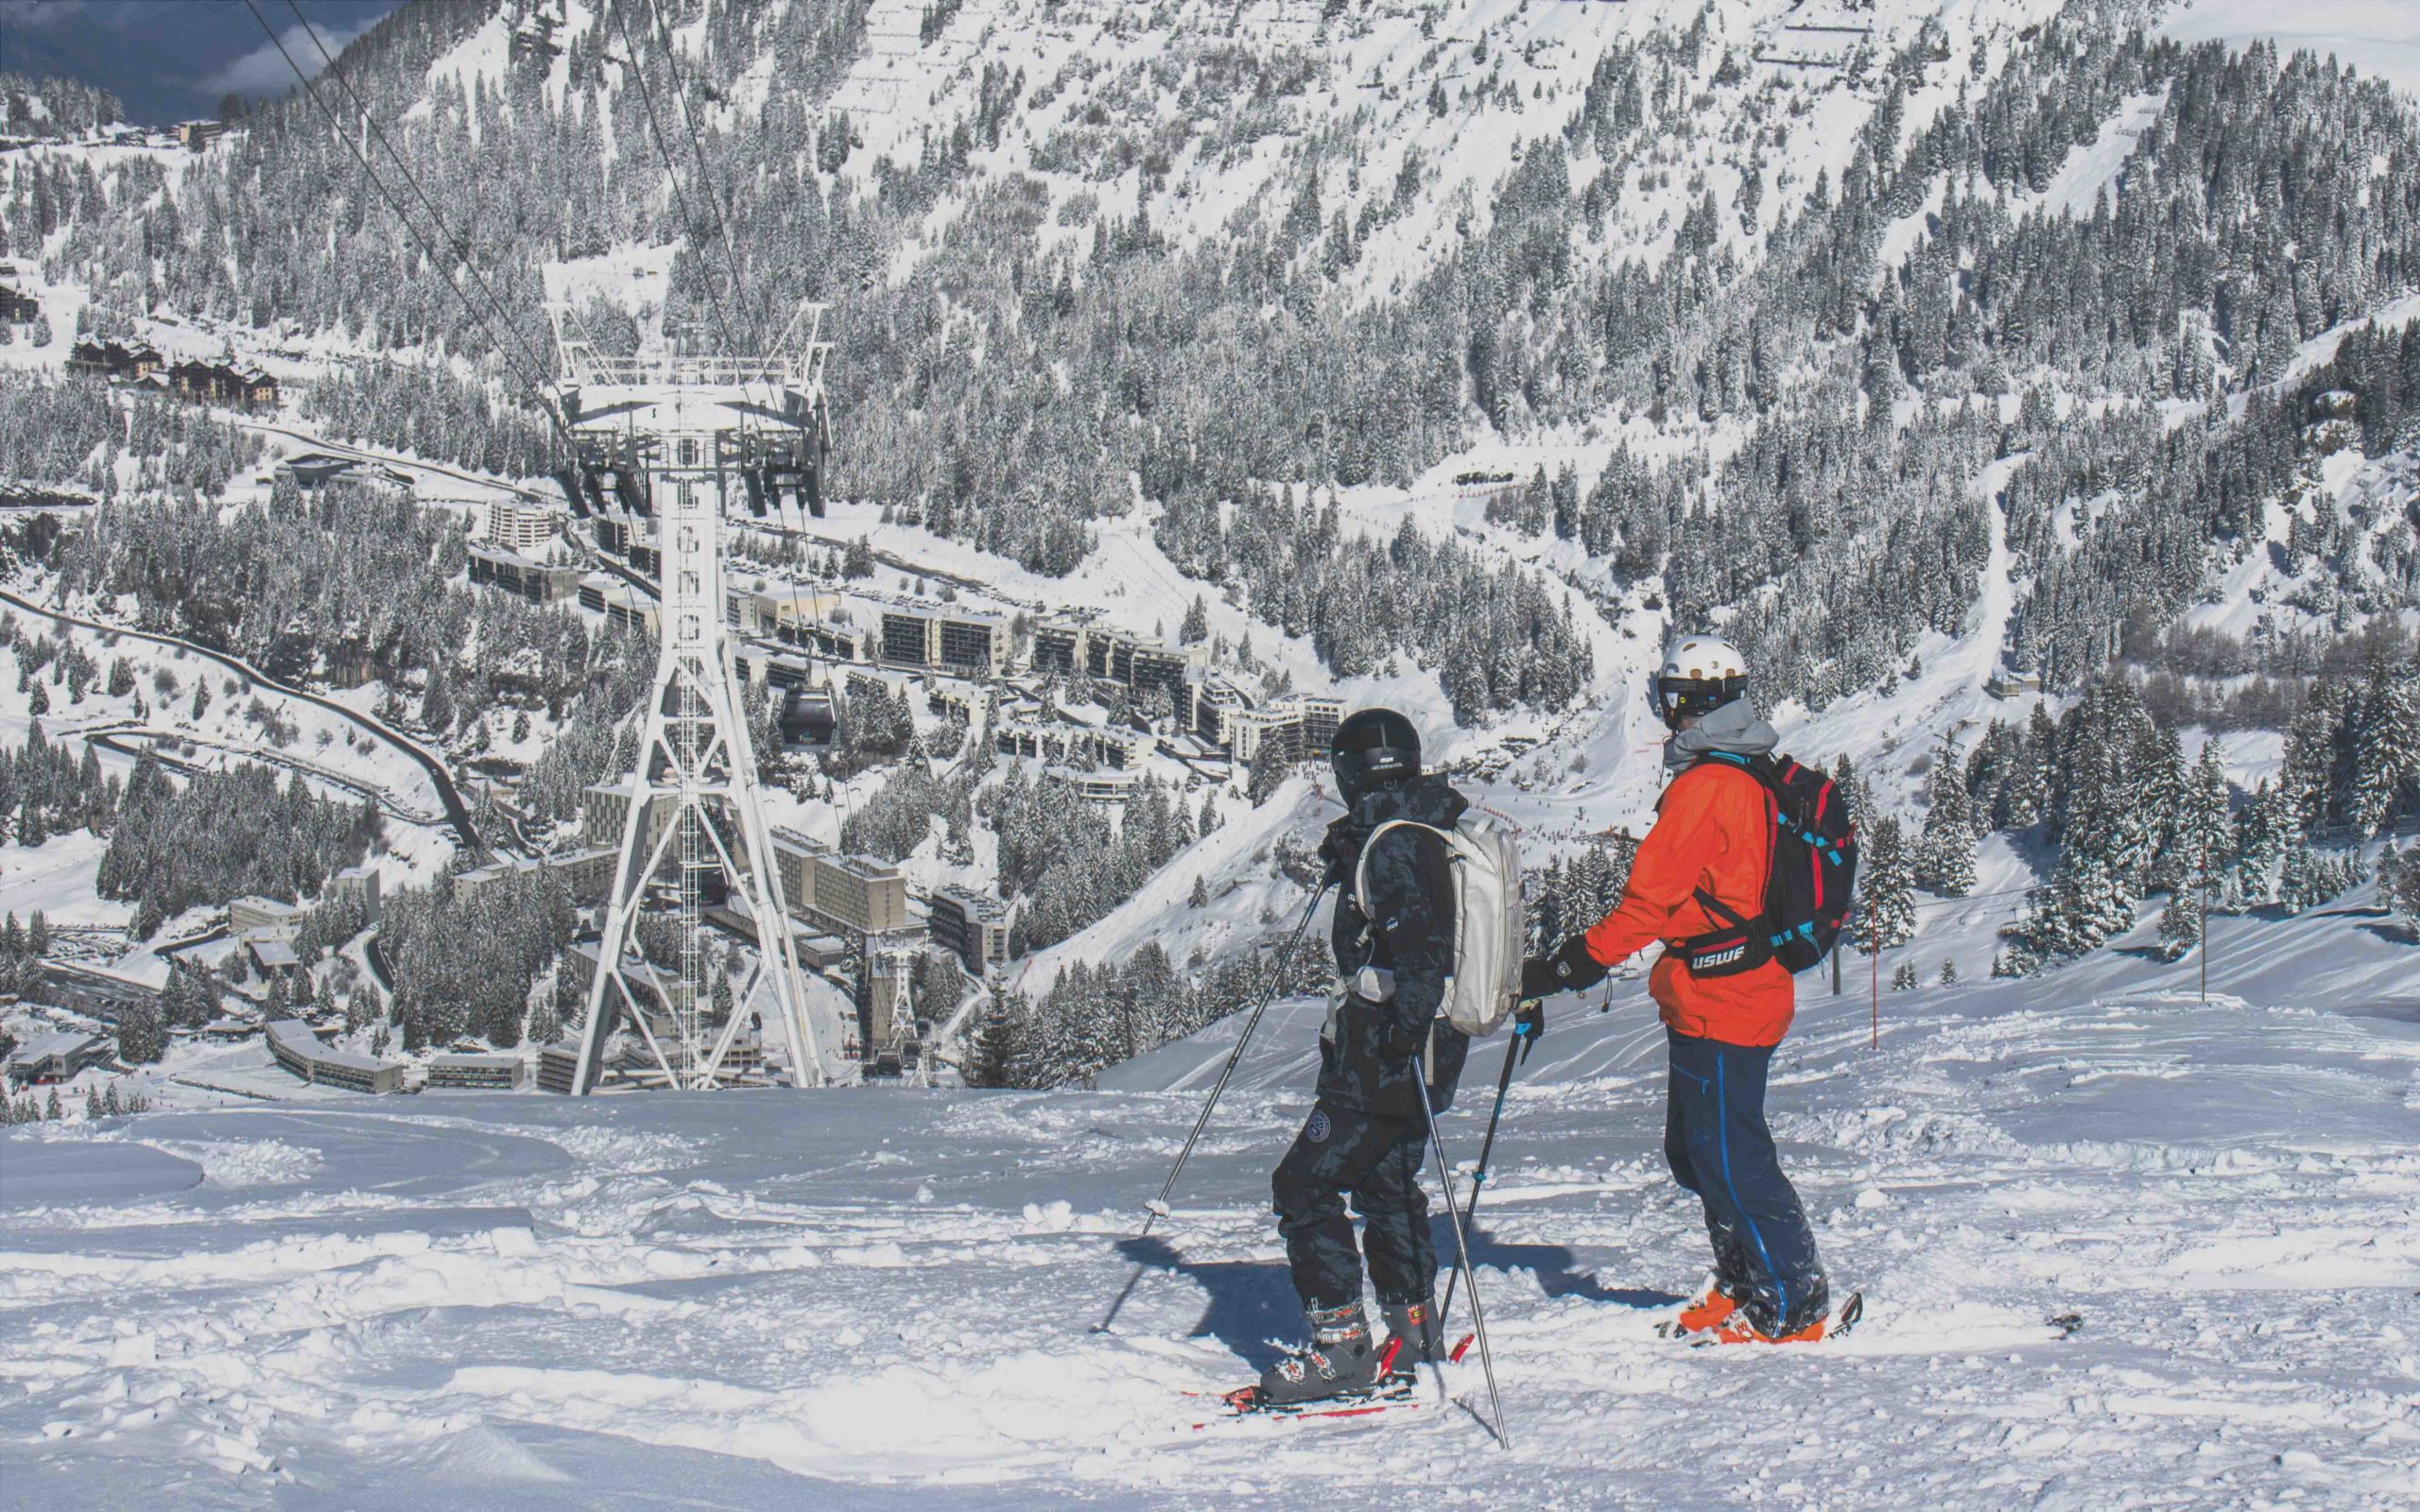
[1650,633,1749,729]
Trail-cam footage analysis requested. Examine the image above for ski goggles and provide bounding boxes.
[1648,671,1748,728]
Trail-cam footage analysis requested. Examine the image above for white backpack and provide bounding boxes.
[1354,811,1524,1037]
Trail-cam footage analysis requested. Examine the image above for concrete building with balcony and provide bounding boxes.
[777,618,869,663]
[928,886,1010,974]
[1034,617,1206,705]
[267,1019,404,1094]
[592,581,660,637]
[229,895,302,937]
[591,509,654,558]
[468,542,581,604]
[726,582,838,638]
[995,716,1156,771]
[769,829,909,936]
[487,498,565,551]
[246,936,305,986]
[455,845,620,905]
[426,1053,526,1091]
[1228,694,1344,765]
[1046,765,1145,804]
[873,600,1010,677]
[733,643,818,693]
[1186,673,1254,747]
[328,865,381,922]
[928,680,995,728]
[6,1030,113,1086]
[584,782,670,853]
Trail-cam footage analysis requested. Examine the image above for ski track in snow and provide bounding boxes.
[6,904,2418,1509]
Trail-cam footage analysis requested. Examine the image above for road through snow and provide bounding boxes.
[2,897,2415,1508]
[0,586,487,860]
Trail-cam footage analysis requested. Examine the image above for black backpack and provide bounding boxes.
[1671,752,1858,978]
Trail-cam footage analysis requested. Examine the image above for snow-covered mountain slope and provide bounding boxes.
[5,895,2412,1508]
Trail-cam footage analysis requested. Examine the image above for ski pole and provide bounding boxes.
[1421,1085,1512,1449]
[1439,1015,1532,1332]
[1093,878,1332,1334]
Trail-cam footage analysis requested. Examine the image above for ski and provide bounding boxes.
[1190,1374,1421,1428]
[1657,1290,1865,1346]
[1188,1332,1477,1427]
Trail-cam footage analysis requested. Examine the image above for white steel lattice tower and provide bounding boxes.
[556,306,835,1092]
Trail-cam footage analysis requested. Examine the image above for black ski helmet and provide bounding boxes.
[1330,708,1421,801]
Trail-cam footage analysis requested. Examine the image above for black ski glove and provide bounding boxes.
[1519,955,1558,1001]
[1316,827,1356,888]
[1513,1000,1546,1046]
[1529,935,1610,996]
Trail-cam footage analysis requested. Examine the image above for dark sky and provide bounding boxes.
[0,0,410,126]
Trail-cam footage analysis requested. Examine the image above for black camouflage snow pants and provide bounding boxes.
[1271,1099,1437,1311]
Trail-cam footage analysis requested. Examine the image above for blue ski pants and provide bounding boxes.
[1664,1027,1829,1334]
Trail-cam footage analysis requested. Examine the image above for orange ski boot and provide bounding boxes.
[1672,1280,1741,1334]
[1698,1292,1862,1347]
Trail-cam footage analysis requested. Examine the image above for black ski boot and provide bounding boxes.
[1380,1298,1443,1373]
[1257,1302,1384,1406]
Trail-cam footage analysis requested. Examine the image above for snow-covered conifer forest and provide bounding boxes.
[0,1,2413,1505]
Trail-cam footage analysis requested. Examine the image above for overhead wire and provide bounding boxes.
[608,0,750,366]
[280,0,568,420]
[643,0,762,344]
[238,0,583,464]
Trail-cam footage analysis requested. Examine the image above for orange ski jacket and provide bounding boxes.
[1581,761,1795,1047]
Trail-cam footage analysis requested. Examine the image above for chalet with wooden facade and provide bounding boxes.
[67,338,164,383]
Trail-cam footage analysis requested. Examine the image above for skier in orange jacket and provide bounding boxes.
[1520,634,1833,1342]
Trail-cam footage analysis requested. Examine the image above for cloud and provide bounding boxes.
[0,0,92,30]
[193,14,381,103]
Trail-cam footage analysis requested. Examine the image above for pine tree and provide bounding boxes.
[2348,661,2418,836]
[2181,743,2236,883]
[1858,815,1916,953]
[1891,960,1918,990]
[2233,781,2290,905]
[1178,595,1210,644]
[2389,841,2420,939]
[1915,746,1978,897]
[1245,737,1289,805]
[1938,959,1959,986]
[116,996,166,1063]
[2155,886,2202,961]
[1188,874,1210,908]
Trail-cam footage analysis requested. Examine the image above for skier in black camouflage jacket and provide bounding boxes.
[1257,708,1471,1406]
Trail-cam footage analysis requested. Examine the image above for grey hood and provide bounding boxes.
[1663,696,1778,771]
